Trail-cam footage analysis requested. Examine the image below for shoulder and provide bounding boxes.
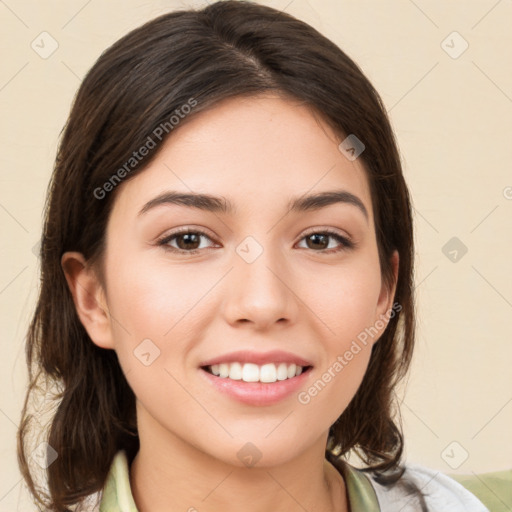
[365,461,490,512]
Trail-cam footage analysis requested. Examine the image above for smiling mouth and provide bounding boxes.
[201,362,313,384]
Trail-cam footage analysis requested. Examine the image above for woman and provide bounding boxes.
[17,1,489,510]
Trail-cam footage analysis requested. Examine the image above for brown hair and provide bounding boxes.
[17,1,418,510]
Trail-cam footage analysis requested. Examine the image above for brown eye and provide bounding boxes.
[174,232,202,251]
[297,230,354,253]
[157,229,216,254]
[305,233,330,250]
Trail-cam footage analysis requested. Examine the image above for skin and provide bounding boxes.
[62,94,398,512]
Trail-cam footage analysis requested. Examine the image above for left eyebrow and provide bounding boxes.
[287,190,369,223]
[137,189,369,223]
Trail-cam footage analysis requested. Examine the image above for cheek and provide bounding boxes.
[302,341,373,426]
[303,254,383,343]
[107,250,213,339]
[291,257,382,425]
[105,252,218,396]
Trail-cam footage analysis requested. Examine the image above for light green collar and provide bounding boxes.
[99,450,380,511]
[334,456,381,512]
[99,451,138,511]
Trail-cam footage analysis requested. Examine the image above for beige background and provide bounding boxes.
[1,0,511,509]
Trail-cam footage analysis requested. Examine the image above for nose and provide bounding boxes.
[222,242,299,331]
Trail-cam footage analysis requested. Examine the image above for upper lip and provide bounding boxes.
[199,350,313,368]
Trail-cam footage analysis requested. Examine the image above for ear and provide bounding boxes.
[373,250,399,339]
[61,251,115,350]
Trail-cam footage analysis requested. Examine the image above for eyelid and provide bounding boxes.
[159,225,216,239]
[300,226,352,240]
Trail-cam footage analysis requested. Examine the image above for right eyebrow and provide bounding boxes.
[138,191,234,217]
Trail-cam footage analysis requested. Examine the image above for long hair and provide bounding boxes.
[17,1,418,510]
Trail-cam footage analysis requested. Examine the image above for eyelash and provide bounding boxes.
[156,227,355,255]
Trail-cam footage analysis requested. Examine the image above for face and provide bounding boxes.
[71,94,398,468]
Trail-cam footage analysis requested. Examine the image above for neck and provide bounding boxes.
[129,409,348,512]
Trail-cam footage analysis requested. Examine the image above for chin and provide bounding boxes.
[200,432,315,470]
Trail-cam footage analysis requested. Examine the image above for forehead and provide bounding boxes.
[109,94,374,224]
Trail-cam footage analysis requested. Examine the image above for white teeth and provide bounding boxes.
[219,363,229,378]
[229,362,242,380]
[260,363,277,383]
[242,363,260,382]
[207,362,307,383]
[276,363,288,381]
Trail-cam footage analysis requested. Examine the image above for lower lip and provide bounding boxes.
[199,367,312,406]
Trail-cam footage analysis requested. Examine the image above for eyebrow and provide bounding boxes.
[138,189,369,222]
